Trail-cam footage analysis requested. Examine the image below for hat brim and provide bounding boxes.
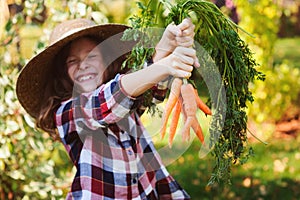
[16,24,135,119]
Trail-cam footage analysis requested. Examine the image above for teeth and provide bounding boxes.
[78,75,94,82]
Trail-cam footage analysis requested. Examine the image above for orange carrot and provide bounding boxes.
[194,89,212,115]
[191,118,204,143]
[180,97,189,140]
[181,97,187,122]
[168,97,182,147]
[181,83,197,117]
[181,117,193,141]
[180,83,198,141]
[160,78,183,139]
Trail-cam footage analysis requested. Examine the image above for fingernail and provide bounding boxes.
[186,72,191,78]
[194,61,200,68]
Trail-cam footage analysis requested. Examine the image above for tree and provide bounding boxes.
[236,0,300,138]
[0,0,134,199]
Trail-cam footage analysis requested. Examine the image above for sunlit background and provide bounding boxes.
[1,0,300,199]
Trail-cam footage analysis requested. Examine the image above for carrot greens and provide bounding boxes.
[122,0,265,185]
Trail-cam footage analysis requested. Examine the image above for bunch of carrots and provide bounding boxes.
[160,77,212,147]
[123,0,263,184]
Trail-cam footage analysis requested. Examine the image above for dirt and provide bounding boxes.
[275,103,300,136]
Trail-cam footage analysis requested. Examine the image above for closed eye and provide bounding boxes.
[87,54,99,59]
[66,58,78,66]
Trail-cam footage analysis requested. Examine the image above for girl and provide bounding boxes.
[16,18,198,199]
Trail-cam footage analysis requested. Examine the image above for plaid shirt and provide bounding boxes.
[55,74,190,199]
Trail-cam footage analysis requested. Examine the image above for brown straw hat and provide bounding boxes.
[16,18,135,119]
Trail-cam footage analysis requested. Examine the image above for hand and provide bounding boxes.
[173,18,196,47]
[157,46,199,79]
[121,45,199,97]
[153,18,199,67]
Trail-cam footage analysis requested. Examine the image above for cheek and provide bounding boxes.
[95,61,105,74]
[67,66,75,81]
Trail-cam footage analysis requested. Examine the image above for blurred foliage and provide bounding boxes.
[0,0,138,199]
[0,0,299,199]
[251,61,300,123]
[236,0,300,127]
[274,37,300,68]
[0,2,70,199]
[278,0,300,37]
[235,0,281,68]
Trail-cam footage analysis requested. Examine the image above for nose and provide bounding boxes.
[78,58,89,70]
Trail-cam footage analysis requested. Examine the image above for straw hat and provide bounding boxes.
[16,18,135,119]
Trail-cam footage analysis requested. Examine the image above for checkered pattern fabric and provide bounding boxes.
[56,74,190,199]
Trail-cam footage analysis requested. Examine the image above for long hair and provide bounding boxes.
[36,36,130,140]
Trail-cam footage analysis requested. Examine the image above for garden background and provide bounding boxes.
[1,0,300,199]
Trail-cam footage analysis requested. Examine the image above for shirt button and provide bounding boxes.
[132,178,137,184]
[127,150,133,155]
[132,174,138,184]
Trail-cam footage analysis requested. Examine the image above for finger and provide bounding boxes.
[178,70,192,79]
[172,68,192,79]
[180,47,197,58]
[175,37,194,47]
[181,55,195,67]
[182,27,195,37]
[166,23,181,37]
[176,35,194,42]
[172,58,193,70]
[173,47,197,65]
[176,47,199,68]
[177,54,199,69]
[194,57,200,68]
[177,18,192,31]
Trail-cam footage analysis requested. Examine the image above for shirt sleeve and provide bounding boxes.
[56,74,138,135]
[144,59,170,104]
[97,74,138,125]
[135,60,170,115]
[151,77,170,104]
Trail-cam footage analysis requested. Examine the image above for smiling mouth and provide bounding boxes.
[77,74,96,82]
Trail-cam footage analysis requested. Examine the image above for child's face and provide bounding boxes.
[66,37,105,93]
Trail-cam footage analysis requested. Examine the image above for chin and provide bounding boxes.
[72,84,98,95]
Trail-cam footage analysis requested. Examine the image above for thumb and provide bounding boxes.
[166,22,182,37]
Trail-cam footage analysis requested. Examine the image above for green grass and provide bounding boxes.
[163,136,300,200]
[273,37,300,68]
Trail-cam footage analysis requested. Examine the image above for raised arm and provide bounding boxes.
[121,46,198,97]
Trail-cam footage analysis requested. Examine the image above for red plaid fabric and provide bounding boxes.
[56,74,190,199]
